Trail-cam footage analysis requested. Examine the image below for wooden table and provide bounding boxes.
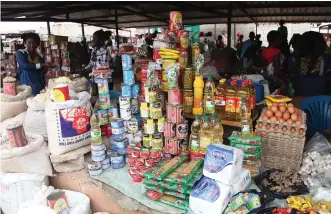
[183,109,259,128]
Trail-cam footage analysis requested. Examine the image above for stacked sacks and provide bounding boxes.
[0,85,32,121]
[46,91,92,172]
[48,76,88,93]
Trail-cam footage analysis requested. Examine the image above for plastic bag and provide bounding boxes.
[305,132,331,154]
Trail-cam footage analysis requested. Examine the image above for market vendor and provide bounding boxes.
[16,33,52,96]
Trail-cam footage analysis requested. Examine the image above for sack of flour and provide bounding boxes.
[0,133,53,176]
[48,76,88,93]
[25,95,48,139]
[0,111,26,135]
[45,91,92,155]
[0,85,32,121]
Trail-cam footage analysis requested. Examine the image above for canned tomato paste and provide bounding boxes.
[169,11,183,30]
[165,137,180,155]
[47,191,70,214]
[168,89,183,105]
[177,30,189,49]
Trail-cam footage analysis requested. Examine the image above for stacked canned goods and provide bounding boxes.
[89,143,109,176]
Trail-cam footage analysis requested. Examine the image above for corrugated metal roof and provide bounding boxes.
[1,1,331,29]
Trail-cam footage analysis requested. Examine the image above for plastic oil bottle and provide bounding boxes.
[247,79,256,110]
[189,115,201,152]
[225,80,238,120]
[90,109,102,144]
[240,98,253,137]
[199,116,214,154]
[210,113,217,127]
[193,75,204,115]
[236,81,249,121]
[215,78,227,119]
[191,114,201,134]
[213,117,224,144]
[203,75,216,114]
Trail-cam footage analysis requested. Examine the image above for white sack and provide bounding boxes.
[0,133,53,176]
[18,188,91,214]
[0,85,32,121]
[50,145,91,173]
[45,92,92,155]
[48,77,88,93]
[0,111,26,135]
[0,172,49,214]
[24,97,48,139]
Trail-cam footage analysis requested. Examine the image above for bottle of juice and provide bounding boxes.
[90,109,102,144]
[247,79,256,110]
[215,78,227,119]
[213,117,224,144]
[240,98,253,137]
[199,116,213,154]
[225,80,238,120]
[193,75,204,115]
[203,75,215,114]
[191,114,201,134]
[236,81,249,120]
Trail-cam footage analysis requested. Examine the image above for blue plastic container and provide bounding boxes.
[252,83,264,103]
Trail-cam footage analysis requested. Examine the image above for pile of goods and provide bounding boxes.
[224,192,262,214]
[286,195,331,213]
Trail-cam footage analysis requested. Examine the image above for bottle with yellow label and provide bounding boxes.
[193,75,204,115]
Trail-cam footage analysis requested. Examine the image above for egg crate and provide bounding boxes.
[255,108,307,139]
[261,132,305,171]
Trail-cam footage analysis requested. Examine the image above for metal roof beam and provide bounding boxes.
[1,17,116,23]
[117,6,168,24]
[233,3,257,23]
[165,2,227,16]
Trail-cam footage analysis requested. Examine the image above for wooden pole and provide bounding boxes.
[227,6,232,47]
[115,9,120,49]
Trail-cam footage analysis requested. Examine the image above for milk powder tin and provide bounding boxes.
[111,126,125,135]
[111,119,125,128]
[119,96,131,108]
[95,78,109,95]
[91,143,106,151]
[120,108,132,120]
[123,70,135,86]
[98,109,109,125]
[176,121,188,139]
[87,160,102,170]
[110,152,125,169]
[108,107,119,119]
[112,133,125,141]
[99,94,111,109]
[92,153,106,162]
[88,168,103,176]
[121,54,132,70]
[91,149,106,156]
[131,84,140,98]
[121,84,132,97]
[131,98,139,114]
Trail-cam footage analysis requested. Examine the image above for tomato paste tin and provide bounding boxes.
[100,125,107,136]
[150,148,162,159]
[121,84,132,98]
[169,11,183,30]
[164,120,176,138]
[119,96,131,109]
[52,84,70,102]
[123,70,135,86]
[165,137,180,155]
[140,148,150,159]
[95,78,109,95]
[131,98,139,114]
[145,159,155,167]
[108,107,119,120]
[178,49,188,69]
[131,84,139,98]
[47,191,70,214]
[168,89,183,105]
[111,119,125,128]
[126,144,136,154]
[99,94,111,109]
[3,78,16,96]
[121,54,133,70]
[98,109,109,125]
[167,104,184,124]
[132,147,140,158]
[6,122,28,148]
[128,157,135,166]
[176,121,188,139]
[177,30,189,49]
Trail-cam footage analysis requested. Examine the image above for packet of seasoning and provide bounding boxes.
[229,132,262,145]
[230,142,262,154]
[230,193,247,211]
[145,190,163,201]
[227,206,250,214]
[158,195,189,211]
[164,190,189,200]
[246,194,261,211]
[166,63,180,89]
[145,184,166,194]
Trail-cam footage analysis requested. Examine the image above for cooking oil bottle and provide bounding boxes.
[240,98,253,137]
[213,117,224,144]
[247,79,256,110]
[236,81,249,120]
[215,78,227,119]
[199,116,214,154]
[191,114,201,134]
[210,113,217,127]
[90,109,102,144]
[203,75,215,114]
[225,80,238,120]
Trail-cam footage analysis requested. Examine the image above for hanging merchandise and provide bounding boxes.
[169,11,183,31]
[165,62,180,90]
[177,30,189,50]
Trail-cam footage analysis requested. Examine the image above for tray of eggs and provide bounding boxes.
[256,103,306,137]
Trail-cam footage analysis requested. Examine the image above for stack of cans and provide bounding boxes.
[88,143,110,176]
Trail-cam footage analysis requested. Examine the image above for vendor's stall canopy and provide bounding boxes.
[1,1,331,29]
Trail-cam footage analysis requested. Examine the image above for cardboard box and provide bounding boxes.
[48,35,68,45]
[51,50,60,58]
[52,57,62,66]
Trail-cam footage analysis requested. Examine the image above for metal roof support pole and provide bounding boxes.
[255,23,258,35]
[47,21,51,35]
[81,23,85,40]
[227,6,232,47]
[115,8,120,49]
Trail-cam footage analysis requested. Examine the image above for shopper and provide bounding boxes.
[278,20,289,57]
[241,32,257,70]
[16,33,52,96]
[236,35,244,58]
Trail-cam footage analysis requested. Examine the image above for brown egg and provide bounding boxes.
[271,106,278,113]
[262,116,268,121]
[282,126,288,132]
[291,113,298,122]
[279,106,286,113]
[287,119,293,125]
[279,102,286,106]
[290,127,296,134]
[274,125,279,131]
[266,109,273,118]
[288,106,295,114]
[299,129,305,135]
[279,118,285,123]
[288,103,294,107]
[270,116,277,122]
[258,122,263,129]
[295,120,302,126]
[266,124,271,130]
[275,111,283,119]
[283,112,290,120]
[272,102,278,106]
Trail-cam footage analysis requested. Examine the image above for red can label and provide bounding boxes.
[164,30,177,37]
[167,104,184,124]
[164,120,176,137]
[168,89,183,105]
[140,149,150,160]
[150,148,162,159]
[3,82,16,96]
[176,122,188,139]
[165,137,180,155]
[145,159,155,167]
[177,30,189,49]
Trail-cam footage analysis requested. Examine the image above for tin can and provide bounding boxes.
[183,89,193,114]
[177,30,189,49]
[127,118,138,133]
[97,109,109,125]
[52,84,69,102]
[168,89,183,105]
[121,84,132,97]
[150,148,162,159]
[167,104,184,124]
[111,126,125,135]
[111,119,125,128]
[131,84,139,98]
[112,133,125,141]
[123,70,135,86]
[143,134,152,148]
[91,149,105,156]
[91,143,106,151]
[164,120,176,138]
[131,98,139,114]
[101,157,111,169]
[99,94,111,109]
[150,102,162,119]
[140,102,149,118]
[155,69,163,88]
[157,117,165,132]
[126,144,136,154]
[169,11,183,30]
[149,88,158,103]
[120,108,131,120]
[165,137,180,155]
[95,78,109,95]
[6,122,28,147]
[110,152,125,169]
[141,67,148,83]
[164,30,177,38]
[108,107,118,120]
[140,148,150,159]
[88,168,103,176]
[92,153,106,162]
[145,118,155,135]
[178,49,188,69]
[144,86,150,102]
[121,54,132,70]
[151,133,163,149]
[119,96,131,109]
[3,81,16,96]
[145,159,154,167]
[87,160,102,170]
[47,191,70,214]
[176,121,188,139]
[192,42,200,66]
[132,147,140,158]
[112,137,129,150]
